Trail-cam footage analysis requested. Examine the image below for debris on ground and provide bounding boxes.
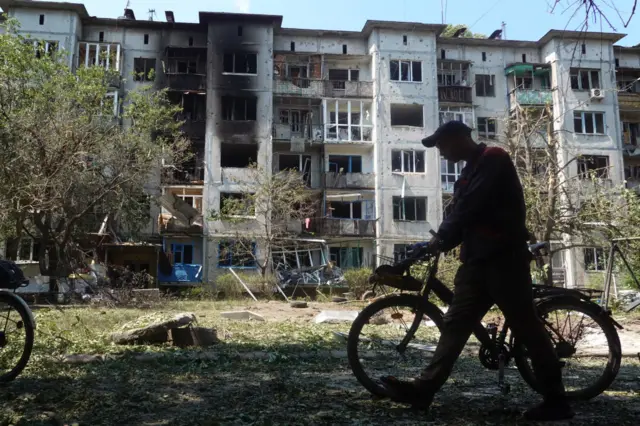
[289,301,308,308]
[220,310,266,322]
[314,310,359,324]
[110,312,196,345]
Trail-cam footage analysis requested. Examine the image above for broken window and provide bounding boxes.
[171,243,194,265]
[133,57,156,82]
[218,240,256,268]
[390,104,423,127]
[577,155,609,179]
[390,60,422,82]
[515,76,533,89]
[223,52,258,74]
[5,238,41,262]
[475,74,495,97]
[78,42,121,72]
[439,106,472,126]
[329,247,364,269]
[220,192,255,216]
[476,117,497,139]
[392,197,427,221]
[324,100,373,141]
[278,154,311,186]
[441,157,465,193]
[391,150,425,173]
[329,201,362,219]
[329,69,359,89]
[222,96,257,121]
[574,111,605,134]
[622,122,640,146]
[221,143,257,168]
[328,155,362,173]
[164,187,204,213]
[278,109,311,134]
[570,69,600,90]
[584,247,606,271]
[437,61,469,87]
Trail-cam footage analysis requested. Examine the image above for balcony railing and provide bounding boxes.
[325,124,373,143]
[618,91,640,109]
[165,73,206,92]
[158,263,203,284]
[325,172,375,189]
[438,86,472,104]
[319,218,376,237]
[272,123,324,143]
[510,89,553,106]
[273,78,373,98]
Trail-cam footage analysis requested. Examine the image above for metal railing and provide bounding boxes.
[324,172,375,189]
[510,89,553,106]
[438,86,472,104]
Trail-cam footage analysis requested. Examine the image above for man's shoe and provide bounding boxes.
[523,400,575,421]
[379,376,433,411]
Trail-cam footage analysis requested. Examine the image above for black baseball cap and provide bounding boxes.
[421,120,473,148]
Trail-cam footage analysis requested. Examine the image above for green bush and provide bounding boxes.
[343,268,372,298]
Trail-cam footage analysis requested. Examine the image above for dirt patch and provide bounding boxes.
[228,300,366,322]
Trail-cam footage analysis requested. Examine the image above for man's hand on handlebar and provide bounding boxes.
[406,231,441,259]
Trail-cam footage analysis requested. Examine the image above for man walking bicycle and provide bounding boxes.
[380,121,574,421]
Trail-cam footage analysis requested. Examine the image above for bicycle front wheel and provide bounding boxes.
[514,296,622,401]
[347,294,444,398]
[0,292,34,382]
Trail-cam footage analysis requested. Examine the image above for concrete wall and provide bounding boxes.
[370,28,440,252]
[205,20,275,280]
[274,34,368,56]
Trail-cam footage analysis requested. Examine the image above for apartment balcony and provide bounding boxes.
[510,89,553,107]
[324,172,375,189]
[319,218,376,237]
[165,73,206,92]
[618,91,640,111]
[273,78,373,98]
[438,86,472,104]
[272,123,324,143]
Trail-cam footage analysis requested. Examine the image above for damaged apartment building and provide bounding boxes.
[3,0,640,289]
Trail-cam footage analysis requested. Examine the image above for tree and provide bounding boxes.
[0,19,189,290]
[554,0,637,31]
[210,164,318,278]
[501,104,640,285]
[441,24,486,39]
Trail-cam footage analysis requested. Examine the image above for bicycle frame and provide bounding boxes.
[602,237,640,312]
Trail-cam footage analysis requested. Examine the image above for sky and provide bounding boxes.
[14,0,640,45]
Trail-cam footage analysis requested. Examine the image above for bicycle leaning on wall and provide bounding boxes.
[347,239,623,401]
[0,259,36,382]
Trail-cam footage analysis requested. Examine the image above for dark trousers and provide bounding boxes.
[416,253,566,399]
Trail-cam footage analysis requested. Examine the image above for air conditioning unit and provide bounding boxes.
[590,88,604,100]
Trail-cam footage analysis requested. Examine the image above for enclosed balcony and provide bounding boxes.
[437,59,472,105]
[617,68,640,111]
[323,100,373,143]
[319,218,376,237]
[164,47,207,93]
[505,63,552,108]
[77,41,122,87]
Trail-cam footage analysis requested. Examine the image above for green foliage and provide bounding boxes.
[343,268,371,298]
[0,19,189,279]
[441,24,487,39]
[215,271,275,299]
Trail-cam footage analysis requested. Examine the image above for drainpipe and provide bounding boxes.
[610,44,625,185]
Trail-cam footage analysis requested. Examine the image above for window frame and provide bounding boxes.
[392,196,428,222]
[573,111,605,135]
[171,243,194,265]
[476,117,497,139]
[475,74,496,97]
[391,149,426,174]
[441,157,465,193]
[577,155,610,180]
[222,52,258,75]
[390,59,423,83]
[570,69,601,91]
[133,57,156,82]
[222,96,258,121]
[584,247,607,272]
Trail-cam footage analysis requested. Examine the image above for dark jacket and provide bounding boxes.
[437,143,530,263]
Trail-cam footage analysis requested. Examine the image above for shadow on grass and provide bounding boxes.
[1,340,639,426]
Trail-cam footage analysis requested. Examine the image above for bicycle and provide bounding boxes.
[347,240,623,401]
[0,260,36,382]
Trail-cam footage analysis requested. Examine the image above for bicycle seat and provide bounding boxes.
[528,242,549,254]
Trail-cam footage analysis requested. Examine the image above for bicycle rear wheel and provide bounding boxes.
[0,292,34,382]
[514,296,621,401]
[346,294,444,398]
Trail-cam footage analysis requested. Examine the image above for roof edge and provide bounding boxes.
[0,0,89,19]
[199,11,282,26]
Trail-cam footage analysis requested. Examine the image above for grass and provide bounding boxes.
[0,299,639,425]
